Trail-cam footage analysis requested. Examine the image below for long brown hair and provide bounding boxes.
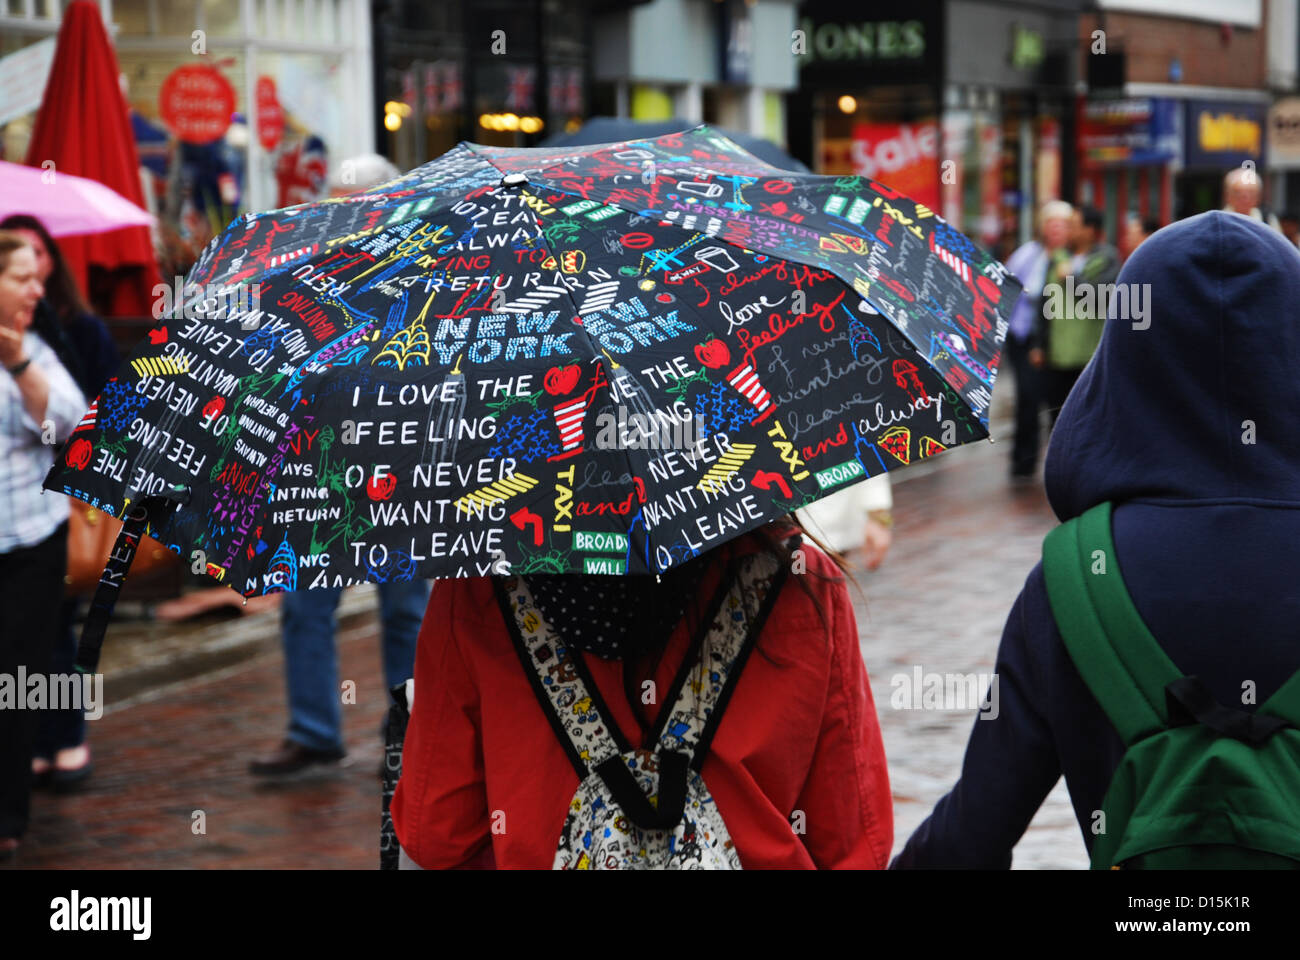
[616,515,858,721]
[0,214,91,325]
[0,230,33,275]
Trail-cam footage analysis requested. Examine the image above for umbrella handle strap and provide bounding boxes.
[75,492,185,676]
[380,681,412,871]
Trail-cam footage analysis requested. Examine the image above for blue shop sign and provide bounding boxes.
[1079,97,1180,168]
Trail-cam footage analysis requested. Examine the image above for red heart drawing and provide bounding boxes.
[149,327,168,345]
[543,364,581,396]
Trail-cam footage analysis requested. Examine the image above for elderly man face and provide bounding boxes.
[1043,214,1071,249]
[1226,173,1261,215]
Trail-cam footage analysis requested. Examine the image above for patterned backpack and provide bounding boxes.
[493,550,789,870]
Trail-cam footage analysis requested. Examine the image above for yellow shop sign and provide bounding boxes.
[1198,111,1261,155]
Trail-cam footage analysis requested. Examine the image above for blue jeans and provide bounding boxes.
[280,580,430,753]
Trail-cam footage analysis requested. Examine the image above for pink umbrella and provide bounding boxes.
[0,159,155,237]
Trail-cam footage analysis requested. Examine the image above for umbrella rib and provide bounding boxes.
[502,188,655,575]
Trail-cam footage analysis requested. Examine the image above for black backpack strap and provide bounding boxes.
[651,550,789,772]
[75,485,188,676]
[1165,676,1289,745]
[495,577,627,782]
[497,545,788,832]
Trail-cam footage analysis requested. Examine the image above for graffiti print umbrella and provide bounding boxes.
[45,125,1020,668]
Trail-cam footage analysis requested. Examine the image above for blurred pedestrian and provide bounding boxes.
[1122,213,1159,260]
[1222,167,1281,230]
[1036,206,1118,426]
[797,474,893,570]
[0,232,87,859]
[251,155,430,778]
[250,579,431,776]
[392,519,893,869]
[1280,211,1300,249]
[893,212,1300,867]
[328,153,400,198]
[1,214,118,791]
[1004,200,1072,479]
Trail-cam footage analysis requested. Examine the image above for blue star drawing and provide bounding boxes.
[931,220,979,264]
[489,407,563,462]
[692,380,750,436]
[98,378,150,434]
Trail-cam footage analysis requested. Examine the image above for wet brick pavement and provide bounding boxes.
[7,429,1086,869]
[858,437,1088,869]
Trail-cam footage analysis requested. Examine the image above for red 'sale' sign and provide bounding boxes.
[851,122,941,212]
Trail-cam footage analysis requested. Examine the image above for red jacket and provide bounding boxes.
[392,526,893,869]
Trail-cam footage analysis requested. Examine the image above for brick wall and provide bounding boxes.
[1080,11,1267,89]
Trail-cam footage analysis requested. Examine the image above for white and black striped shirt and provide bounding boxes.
[1,330,87,553]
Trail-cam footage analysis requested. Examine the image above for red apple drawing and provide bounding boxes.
[64,437,93,470]
[543,363,581,396]
[149,327,168,345]
[202,396,225,419]
[695,339,731,370]
[366,473,397,501]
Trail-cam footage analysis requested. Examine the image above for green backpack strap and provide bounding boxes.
[1260,666,1300,728]
[1042,501,1183,746]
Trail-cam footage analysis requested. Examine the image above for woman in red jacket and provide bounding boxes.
[391,519,892,869]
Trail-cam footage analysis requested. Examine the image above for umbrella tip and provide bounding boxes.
[501,173,528,187]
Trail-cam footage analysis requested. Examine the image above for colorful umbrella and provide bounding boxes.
[45,125,1020,669]
[0,159,155,237]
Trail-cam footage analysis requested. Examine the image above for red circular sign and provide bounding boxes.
[256,75,284,152]
[763,179,794,194]
[159,64,235,145]
[620,232,654,250]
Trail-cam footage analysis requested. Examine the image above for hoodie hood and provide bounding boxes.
[1045,211,1300,520]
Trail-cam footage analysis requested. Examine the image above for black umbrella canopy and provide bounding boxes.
[45,125,1020,597]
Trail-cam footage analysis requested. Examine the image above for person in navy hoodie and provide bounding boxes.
[892,211,1300,867]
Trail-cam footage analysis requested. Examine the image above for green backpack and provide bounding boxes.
[1042,501,1300,869]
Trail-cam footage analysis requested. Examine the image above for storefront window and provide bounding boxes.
[1,0,57,19]
[106,1,362,278]
[115,0,207,38]
[251,51,345,210]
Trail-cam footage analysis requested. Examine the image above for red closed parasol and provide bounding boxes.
[22,0,163,317]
